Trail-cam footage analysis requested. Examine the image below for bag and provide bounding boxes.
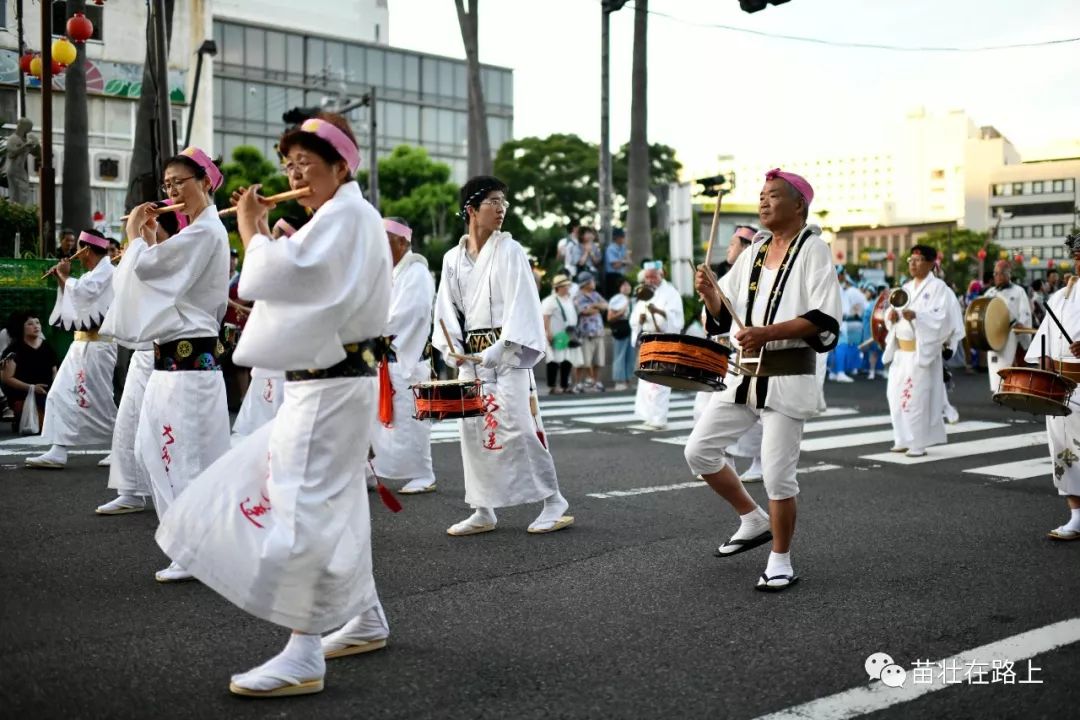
[19,394,40,435]
[553,297,581,349]
[552,331,571,350]
[611,318,632,340]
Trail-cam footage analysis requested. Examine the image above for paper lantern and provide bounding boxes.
[1048,258,1056,268]
[1030,256,1040,266]
[19,53,34,74]
[957,251,968,261]
[66,12,94,44]
[886,252,895,261]
[1014,254,1024,263]
[836,251,844,261]
[999,250,1009,260]
[51,58,65,75]
[976,248,987,260]
[52,37,77,66]
[29,56,42,78]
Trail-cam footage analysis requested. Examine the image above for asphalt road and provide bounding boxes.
[1,372,1078,719]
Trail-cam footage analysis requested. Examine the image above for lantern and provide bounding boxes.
[51,58,65,75]
[958,251,968,261]
[29,56,42,78]
[1014,254,1024,263]
[836,251,844,261]
[1048,258,1056,268]
[1030,256,1040,266]
[976,248,987,261]
[66,12,95,44]
[52,37,77,66]
[999,250,1009,260]
[1060,262,1071,270]
[886,251,895,261]
[19,53,34,74]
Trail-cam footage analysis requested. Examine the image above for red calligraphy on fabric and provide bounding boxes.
[160,424,175,474]
[900,377,914,413]
[75,369,90,408]
[481,393,503,451]
[262,379,274,403]
[239,490,272,529]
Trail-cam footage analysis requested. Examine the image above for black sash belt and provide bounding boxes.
[154,337,222,372]
[465,327,503,354]
[751,346,817,376]
[285,338,392,382]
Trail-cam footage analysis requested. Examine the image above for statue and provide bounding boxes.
[4,118,42,205]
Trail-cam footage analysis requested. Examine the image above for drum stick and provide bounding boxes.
[41,246,89,279]
[218,187,313,216]
[703,192,724,268]
[1066,276,1077,300]
[120,203,186,222]
[689,260,745,332]
[438,319,458,355]
[1043,301,1073,344]
[1012,328,1037,335]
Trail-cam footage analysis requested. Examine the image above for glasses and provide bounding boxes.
[160,176,195,194]
[282,159,319,175]
[479,198,510,210]
[907,256,927,263]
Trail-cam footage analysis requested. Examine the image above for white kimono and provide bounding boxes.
[631,280,685,426]
[232,367,285,438]
[942,287,966,423]
[984,283,1032,392]
[157,182,392,633]
[883,275,952,451]
[101,206,231,521]
[371,252,436,482]
[41,258,118,447]
[432,232,557,509]
[1024,287,1080,497]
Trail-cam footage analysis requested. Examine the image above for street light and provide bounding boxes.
[184,39,218,149]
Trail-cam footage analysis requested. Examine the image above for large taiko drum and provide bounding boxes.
[412,379,486,420]
[636,333,732,392]
[993,367,1075,417]
[965,296,1010,352]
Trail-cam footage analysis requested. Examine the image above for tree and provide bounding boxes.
[920,228,1003,289]
[360,145,459,248]
[454,0,492,177]
[61,0,91,234]
[125,0,174,210]
[493,134,598,239]
[625,0,651,260]
[613,140,681,227]
[216,145,295,236]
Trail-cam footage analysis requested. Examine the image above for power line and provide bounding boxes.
[628,3,1080,53]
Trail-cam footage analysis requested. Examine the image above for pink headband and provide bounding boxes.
[162,199,189,229]
[765,168,814,207]
[383,219,412,241]
[272,218,297,237]
[300,118,360,174]
[77,231,109,249]
[734,227,756,243]
[179,146,223,192]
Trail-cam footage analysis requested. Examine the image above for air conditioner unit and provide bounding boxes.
[91,149,129,187]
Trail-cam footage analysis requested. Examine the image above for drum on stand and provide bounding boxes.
[965,296,1010,352]
[636,333,732,392]
[412,379,487,420]
[993,367,1075,417]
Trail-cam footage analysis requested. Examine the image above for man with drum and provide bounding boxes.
[882,246,955,458]
[688,169,841,592]
[632,262,685,430]
[368,217,439,495]
[984,259,1033,392]
[1024,233,1080,542]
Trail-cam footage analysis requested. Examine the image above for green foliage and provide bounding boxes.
[0,198,41,258]
[359,146,460,246]
[216,145,297,232]
[920,228,1004,288]
[612,142,682,198]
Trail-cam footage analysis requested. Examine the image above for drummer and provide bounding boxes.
[984,259,1033,392]
[632,262,685,430]
[1024,233,1080,542]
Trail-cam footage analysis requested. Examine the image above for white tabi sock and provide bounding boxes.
[464,507,497,527]
[529,491,569,530]
[401,476,436,493]
[765,551,794,579]
[1063,508,1080,533]
[231,633,325,691]
[731,507,770,541]
[322,601,390,652]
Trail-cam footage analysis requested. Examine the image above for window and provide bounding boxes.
[306,38,325,78]
[403,105,419,140]
[245,27,265,68]
[992,183,1004,196]
[223,23,244,67]
[404,55,420,94]
[1034,225,1044,238]
[384,101,404,140]
[1054,224,1065,236]
[421,58,437,97]
[286,35,303,77]
[1067,179,1076,192]
[1012,183,1024,195]
[1033,181,1044,193]
[992,201,1075,217]
[367,48,384,87]
[0,3,6,27]
[223,79,244,119]
[1053,179,1065,192]
[266,31,286,74]
[385,52,403,90]
[421,107,437,143]
[438,60,454,97]
[325,41,345,76]
[52,2,104,41]
[347,45,366,85]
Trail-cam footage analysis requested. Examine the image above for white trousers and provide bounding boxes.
[1047,412,1080,497]
[635,379,671,426]
[107,349,154,497]
[685,394,804,500]
[42,339,117,446]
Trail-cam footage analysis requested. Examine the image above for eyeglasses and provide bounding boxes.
[160,176,195,194]
[479,198,510,210]
[282,159,318,175]
[907,256,927,263]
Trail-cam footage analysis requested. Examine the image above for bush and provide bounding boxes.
[0,199,40,257]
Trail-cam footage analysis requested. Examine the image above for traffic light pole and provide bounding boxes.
[598,5,613,261]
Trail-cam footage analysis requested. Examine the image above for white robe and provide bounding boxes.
[157,182,392,632]
[631,280,685,426]
[1024,286,1080,496]
[984,283,1032,392]
[883,275,951,451]
[41,259,117,447]
[232,368,285,438]
[102,205,231,521]
[432,232,557,508]
[372,252,436,482]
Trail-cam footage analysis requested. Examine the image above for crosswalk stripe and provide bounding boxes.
[579,408,699,424]
[656,407,863,433]
[541,399,697,419]
[802,420,1008,452]
[430,427,590,445]
[861,430,1046,464]
[539,392,692,409]
[586,464,843,499]
[964,456,1052,480]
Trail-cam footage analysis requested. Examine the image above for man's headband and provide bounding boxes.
[179,146,223,192]
[300,118,360,174]
[77,231,109,249]
[384,219,413,241]
[765,168,814,206]
[459,185,499,221]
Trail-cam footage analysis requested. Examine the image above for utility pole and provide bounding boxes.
[150,0,173,171]
[16,0,26,117]
[599,1,627,281]
[39,0,55,257]
[368,86,378,210]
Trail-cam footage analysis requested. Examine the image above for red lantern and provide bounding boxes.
[976,248,987,261]
[19,52,34,74]
[886,252,895,261]
[1048,258,1056,268]
[1014,254,1024,263]
[67,12,94,44]
[51,58,65,75]
[835,251,844,261]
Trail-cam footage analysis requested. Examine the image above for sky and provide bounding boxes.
[388,0,1080,181]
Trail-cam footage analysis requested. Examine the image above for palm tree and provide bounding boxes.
[626,0,651,261]
[125,0,174,210]
[454,0,492,176]
[62,0,91,232]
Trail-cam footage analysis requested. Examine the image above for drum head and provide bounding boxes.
[993,391,1072,417]
[983,296,1011,352]
[636,364,726,392]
